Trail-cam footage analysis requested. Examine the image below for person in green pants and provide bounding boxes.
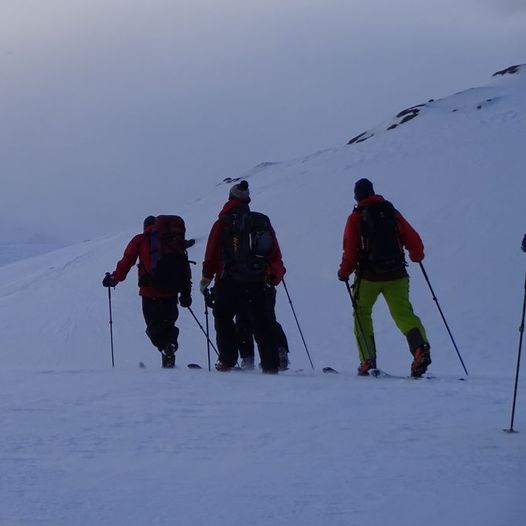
[337,178,431,377]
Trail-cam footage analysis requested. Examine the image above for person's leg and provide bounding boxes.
[353,279,382,366]
[235,310,255,360]
[142,297,179,367]
[381,277,428,346]
[381,277,431,376]
[248,284,279,372]
[264,285,289,369]
[213,280,240,368]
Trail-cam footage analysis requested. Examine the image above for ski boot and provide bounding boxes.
[161,343,176,368]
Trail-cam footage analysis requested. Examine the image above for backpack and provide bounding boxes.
[358,200,406,275]
[141,215,190,292]
[222,210,275,281]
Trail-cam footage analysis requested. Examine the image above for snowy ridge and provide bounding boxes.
[0,66,525,525]
[347,63,526,146]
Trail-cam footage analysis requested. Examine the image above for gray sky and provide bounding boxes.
[1,0,524,242]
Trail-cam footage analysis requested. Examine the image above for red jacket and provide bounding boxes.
[111,225,191,298]
[202,199,286,285]
[338,195,424,280]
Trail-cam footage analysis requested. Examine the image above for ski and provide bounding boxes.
[187,363,463,381]
[187,363,245,371]
[187,363,305,374]
[368,369,436,380]
[369,368,404,379]
[140,361,179,370]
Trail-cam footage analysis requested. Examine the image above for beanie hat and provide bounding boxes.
[143,215,156,229]
[354,178,374,202]
[229,180,250,203]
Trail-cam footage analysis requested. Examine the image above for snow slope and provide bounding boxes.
[0,66,525,525]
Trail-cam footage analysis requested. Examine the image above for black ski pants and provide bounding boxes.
[236,285,288,359]
[142,297,180,352]
[213,279,279,371]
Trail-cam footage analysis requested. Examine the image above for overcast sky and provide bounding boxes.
[1,0,524,242]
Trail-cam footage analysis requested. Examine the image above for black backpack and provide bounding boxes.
[358,200,406,275]
[222,210,275,281]
[141,215,191,292]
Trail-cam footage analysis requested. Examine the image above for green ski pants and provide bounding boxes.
[352,276,428,362]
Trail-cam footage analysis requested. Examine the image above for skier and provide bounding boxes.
[200,180,286,373]
[236,284,290,370]
[102,215,192,368]
[337,178,431,377]
[522,233,526,253]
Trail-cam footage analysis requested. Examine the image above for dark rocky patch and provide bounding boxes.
[492,65,522,77]
[347,131,374,145]
[399,111,419,124]
[396,104,426,118]
[222,177,242,183]
[347,103,426,145]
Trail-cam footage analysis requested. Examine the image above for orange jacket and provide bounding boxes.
[112,225,191,298]
[338,195,424,280]
[202,199,286,285]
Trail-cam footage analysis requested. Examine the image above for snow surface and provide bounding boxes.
[1,67,525,525]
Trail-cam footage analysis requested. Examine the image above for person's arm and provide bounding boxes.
[267,225,286,285]
[396,212,424,262]
[202,219,224,283]
[338,212,360,279]
[112,234,143,283]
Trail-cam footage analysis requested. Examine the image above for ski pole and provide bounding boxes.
[105,274,115,368]
[419,262,468,376]
[344,279,375,363]
[204,291,212,372]
[282,279,314,370]
[505,271,526,433]
[187,306,219,358]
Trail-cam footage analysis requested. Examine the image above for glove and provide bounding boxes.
[179,293,192,308]
[200,277,211,294]
[102,273,117,288]
[337,271,348,282]
[204,288,215,309]
[522,234,526,253]
[267,274,281,287]
[409,252,424,263]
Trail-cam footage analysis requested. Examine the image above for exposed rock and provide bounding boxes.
[222,177,242,183]
[347,131,374,145]
[396,104,426,118]
[492,65,522,77]
[399,111,420,124]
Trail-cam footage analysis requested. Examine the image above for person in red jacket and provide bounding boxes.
[200,180,285,373]
[338,178,431,377]
[103,216,192,368]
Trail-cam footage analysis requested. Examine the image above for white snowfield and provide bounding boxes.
[1,66,525,525]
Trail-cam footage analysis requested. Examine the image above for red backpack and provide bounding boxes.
[144,215,190,292]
